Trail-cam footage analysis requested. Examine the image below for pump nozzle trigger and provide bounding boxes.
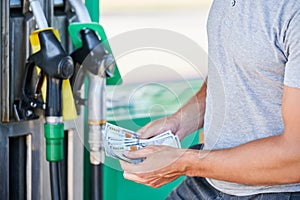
[13,61,46,121]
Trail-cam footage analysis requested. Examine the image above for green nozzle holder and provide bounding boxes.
[68,22,122,85]
[44,123,64,162]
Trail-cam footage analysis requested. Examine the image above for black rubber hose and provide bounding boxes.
[91,164,102,200]
[50,162,62,200]
[46,78,62,117]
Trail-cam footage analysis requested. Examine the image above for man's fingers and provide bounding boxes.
[120,160,140,172]
[123,171,157,186]
[123,171,143,181]
[137,118,169,139]
[138,125,159,139]
[123,171,178,188]
[124,146,156,159]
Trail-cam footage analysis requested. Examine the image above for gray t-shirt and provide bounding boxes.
[204,0,300,196]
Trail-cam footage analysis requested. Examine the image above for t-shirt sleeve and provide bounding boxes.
[284,11,300,88]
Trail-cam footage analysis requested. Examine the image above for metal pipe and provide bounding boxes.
[45,0,54,27]
[87,74,106,126]
[67,130,74,200]
[1,0,10,122]
[28,0,48,29]
[88,74,106,165]
[68,0,91,23]
[26,134,32,200]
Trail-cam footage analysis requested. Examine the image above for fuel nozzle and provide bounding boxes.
[71,28,115,165]
[29,29,74,162]
[14,29,74,122]
[28,29,74,162]
[30,29,73,81]
[72,28,115,78]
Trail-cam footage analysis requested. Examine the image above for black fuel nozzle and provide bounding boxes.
[70,28,115,108]
[30,30,74,117]
[71,28,115,77]
[14,30,74,120]
[30,30,74,80]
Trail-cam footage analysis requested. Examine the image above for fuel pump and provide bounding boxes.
[68,0,120,199]
[71,27,115,200]
[14,0,74,199]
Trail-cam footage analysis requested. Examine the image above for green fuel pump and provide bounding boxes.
[67,0,121,199]
[14,1,75,199]
[71,27,115,200]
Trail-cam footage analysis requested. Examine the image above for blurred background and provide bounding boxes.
[100,0,213,84]
[101,0,212,11]
[102,0,213,122]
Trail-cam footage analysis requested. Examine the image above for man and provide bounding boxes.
[121,0,300,199]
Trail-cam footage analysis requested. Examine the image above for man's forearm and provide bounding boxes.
[173,80,207,137]
[183,133,300,185]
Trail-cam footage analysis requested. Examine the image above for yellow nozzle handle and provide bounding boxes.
[30,28,77,121]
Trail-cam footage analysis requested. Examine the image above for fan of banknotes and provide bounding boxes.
[104,123,181,164]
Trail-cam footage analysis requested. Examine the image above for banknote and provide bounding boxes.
[104,123,181,164]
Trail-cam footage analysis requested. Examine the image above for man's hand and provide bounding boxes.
[138,81,207,140]
[120,146,187,188]
[138,115,182,139]
[120,81,207,187]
